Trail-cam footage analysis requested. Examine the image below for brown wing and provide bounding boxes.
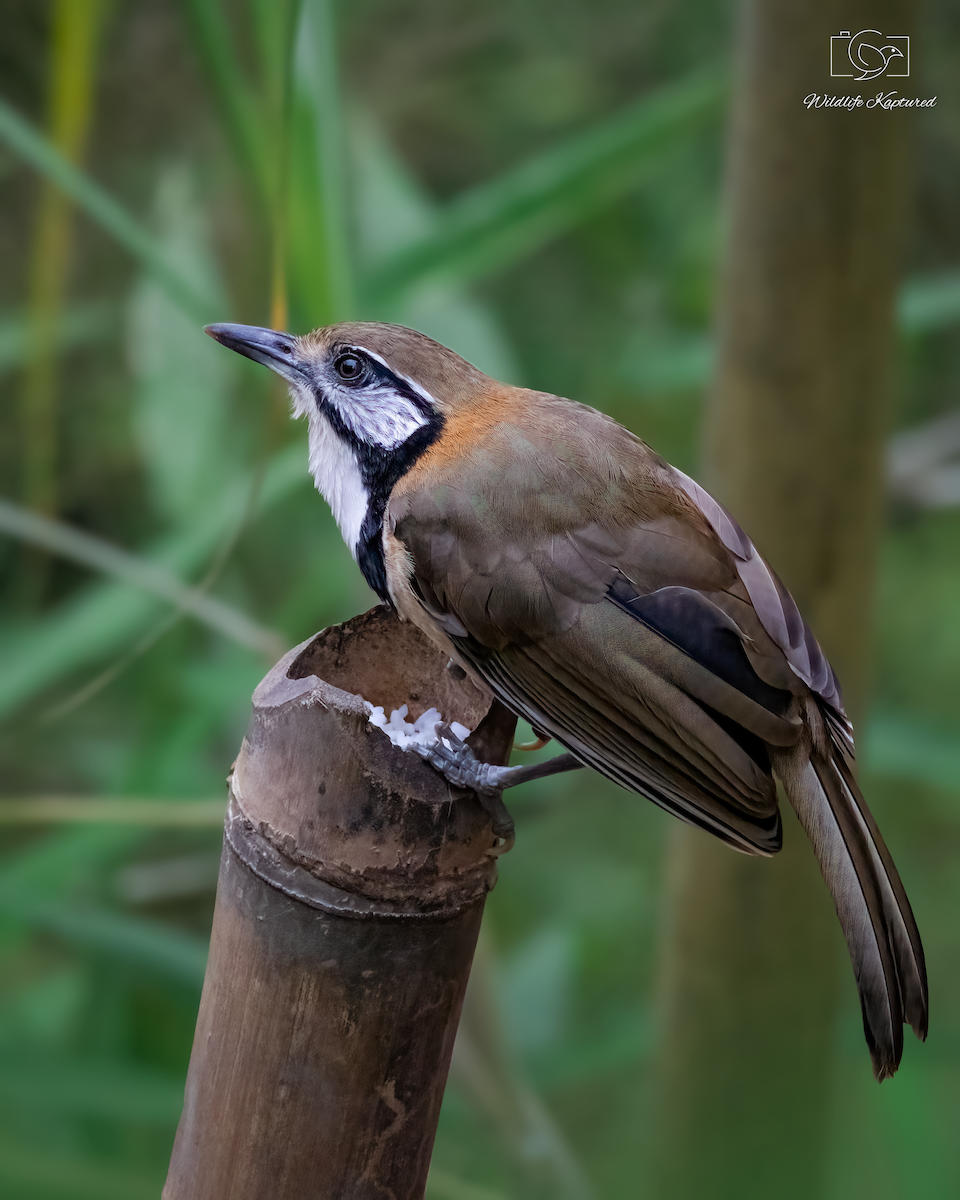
[387,398,824,854]
[671,469,844,713]
[388,396,927,1071]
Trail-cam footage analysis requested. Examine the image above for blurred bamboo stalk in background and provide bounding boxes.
[651,2,918,1198]
[20,0,110,547]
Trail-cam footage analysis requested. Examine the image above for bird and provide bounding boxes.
[847,30,905,80]
[206,318,927,1081]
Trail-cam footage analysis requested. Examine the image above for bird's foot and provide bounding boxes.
[412,723,517,851]
[413,722,516,795]
[412,723,587,854]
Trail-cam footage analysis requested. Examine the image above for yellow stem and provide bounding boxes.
[21,0,110,524]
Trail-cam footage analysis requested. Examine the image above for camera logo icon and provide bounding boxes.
[830,29,910,79]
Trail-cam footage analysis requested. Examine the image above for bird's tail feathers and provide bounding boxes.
[772,709,928,1080]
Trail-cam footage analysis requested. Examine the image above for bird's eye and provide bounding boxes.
[334,352,365,383]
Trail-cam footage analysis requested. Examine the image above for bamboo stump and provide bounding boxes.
[163,605,516,1200]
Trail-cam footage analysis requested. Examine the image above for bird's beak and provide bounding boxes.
[204,322,310,386]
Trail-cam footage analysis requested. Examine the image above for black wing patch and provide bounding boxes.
[607,578,795,771]
[607,579,793,714]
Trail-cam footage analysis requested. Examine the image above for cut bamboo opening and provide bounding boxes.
[163,605,516,1200]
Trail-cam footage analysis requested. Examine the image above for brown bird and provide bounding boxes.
[206,319,927,1080]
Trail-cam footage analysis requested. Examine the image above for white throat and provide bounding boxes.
[305,413,369,556]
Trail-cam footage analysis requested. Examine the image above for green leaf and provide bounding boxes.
[0,889,208,990]
[529,1012,650,1091]
[287,0,354,323]
[425,1168,510,1200]
[127,165,238,525]
[0,498,284,658]
[351,116,521,382]
[0,1138,163,1200]
[863,712,960,794]
[0,443,305,721]
[0,824,149,895]
[0,302,114,377]
[498,925,574,1057]
[179,0,272,209]
[363,67,726,304]
[619,332,713,397]
[898,271,960,334]
[0,1053,184,1123]
[618,271,960,398]
[0,98,215,320]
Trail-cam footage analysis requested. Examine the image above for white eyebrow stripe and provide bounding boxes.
[359,347,442,410]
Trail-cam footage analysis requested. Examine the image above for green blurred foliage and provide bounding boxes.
[0,0,958,1196]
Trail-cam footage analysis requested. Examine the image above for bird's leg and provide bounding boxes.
[414,722,583,794]
[412,722,585,846]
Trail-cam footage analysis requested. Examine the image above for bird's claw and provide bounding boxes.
[412,722,503,795]
[412,723,516,849]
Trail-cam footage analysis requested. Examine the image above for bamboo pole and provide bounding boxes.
[651,2,917,1197]
[163,605,516,1199]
